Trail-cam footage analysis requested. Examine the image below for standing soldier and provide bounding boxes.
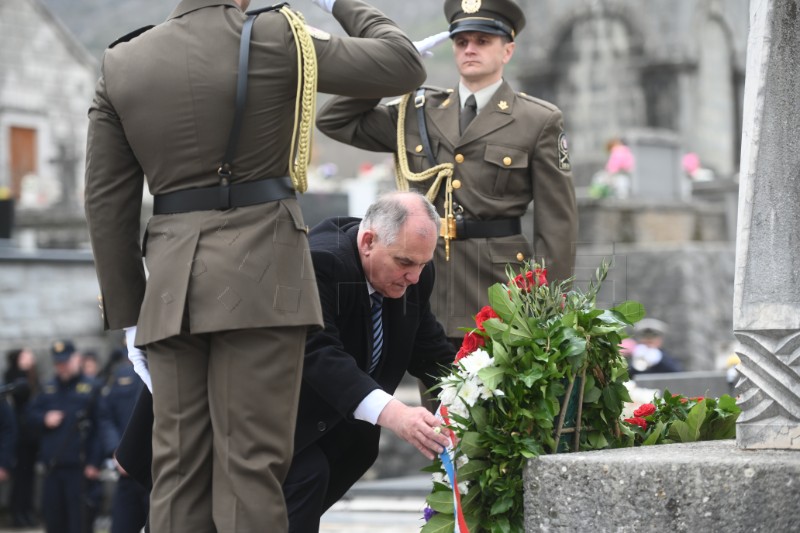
[83,0,426,531]
[317,0,578,343]
[28,341,102,533]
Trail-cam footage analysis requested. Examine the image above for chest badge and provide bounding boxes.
[498,100,509,110]
[462,0,481,14]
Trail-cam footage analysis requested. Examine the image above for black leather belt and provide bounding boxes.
[153,176,295,215]
[451,216,521,239]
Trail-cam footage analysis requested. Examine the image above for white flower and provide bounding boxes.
[448,399,469,426]
[459,349,494,376]
[456,454,470,468]
[457,481,470,495]
[457,379,481,407]
[438,383,458,406]
[431,472,446,486]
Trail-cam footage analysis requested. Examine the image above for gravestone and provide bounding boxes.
[733,0,800,450]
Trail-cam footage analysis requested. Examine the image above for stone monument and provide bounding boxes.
[732,0,800,450]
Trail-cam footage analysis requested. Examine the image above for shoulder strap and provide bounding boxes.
[220,3,290,181]
[414,88,438,168]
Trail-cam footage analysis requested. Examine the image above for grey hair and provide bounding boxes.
[359,191,440,245]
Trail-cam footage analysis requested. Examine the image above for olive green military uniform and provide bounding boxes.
[317,0,577,339]
[84,0,425,531]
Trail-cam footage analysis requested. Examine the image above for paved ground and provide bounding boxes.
[0,475,432,533]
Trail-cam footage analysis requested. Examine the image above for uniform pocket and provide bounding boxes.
[483,144,529,198]
[405,133,440,168]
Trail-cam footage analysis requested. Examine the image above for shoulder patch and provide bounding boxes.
[558,132,571,171]
[109,25,155,49]
[305,25,330,41]
[517,91,559,112]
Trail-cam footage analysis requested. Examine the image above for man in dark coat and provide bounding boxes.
[83,0,426,529]
[115,193,455,532]
[283,191,454,532]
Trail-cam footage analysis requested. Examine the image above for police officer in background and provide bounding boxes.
[83,0,426,530]
[97,352,148,533]
[28,341,102,533]
[317,0,578,343]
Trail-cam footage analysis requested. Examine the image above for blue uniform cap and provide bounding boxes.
[52,340,76,363]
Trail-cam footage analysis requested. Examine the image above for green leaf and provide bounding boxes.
[583,386,602,403]
[482,317,507,337]
[561,337,587,358]
[470,404,488,432]
[717,394,741,414]
[491,340,510,366]
[426,490,456,514]
[490,495,515,515]
[642,421,665,445]
[601,385,621,412]
[420,511,455,533]
[587,431,609,449]
[478,366,505,390]
[613,300,646,323]
[460,432,489,458]
[488,284,516,322]
[668,420,694,442]
[685,399,708,437]
[457,459,490,481]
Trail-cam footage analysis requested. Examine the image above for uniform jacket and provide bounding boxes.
[84,0,426,346]
[294,217,455,454]
[317,81,578,336]
[0,399,15,471]
[27,375,102,468]
[97,364,144,458]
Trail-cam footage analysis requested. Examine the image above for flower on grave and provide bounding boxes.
[621,391,740,446]
[421,261,643,533]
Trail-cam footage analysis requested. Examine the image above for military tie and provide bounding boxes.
[459,93,477,134]
[368,293,384,374]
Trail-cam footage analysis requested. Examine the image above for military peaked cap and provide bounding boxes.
[444,0,526,41]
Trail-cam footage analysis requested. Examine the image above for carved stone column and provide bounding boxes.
[733,0,800,450]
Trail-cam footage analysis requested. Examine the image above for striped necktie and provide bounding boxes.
[368,292,384,374]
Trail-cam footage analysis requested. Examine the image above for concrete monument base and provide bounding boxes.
[524,440,800,532]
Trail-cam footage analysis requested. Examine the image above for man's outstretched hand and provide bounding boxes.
[377,399,451,460]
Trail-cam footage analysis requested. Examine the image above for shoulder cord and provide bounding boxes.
[280,6,317,193]
[394,92,456,259]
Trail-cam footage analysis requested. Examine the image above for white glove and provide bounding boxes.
[311,0,336,13]
[124,326,152,393]
[413,31,451,58]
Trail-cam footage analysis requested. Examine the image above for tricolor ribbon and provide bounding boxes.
[437,404,470,533]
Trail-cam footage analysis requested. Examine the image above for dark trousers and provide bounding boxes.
[10,442,38,524]
[42,466,83,533]
[283,423,379,533]
[111,476,149,533]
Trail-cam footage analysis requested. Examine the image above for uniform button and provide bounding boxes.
[221,177,229,186]
[503,157,512,166]
[317,421,327,432]
[516,252,524,261]
[455,154,465,163]
[415,145,423,153]
[452,180,462,189]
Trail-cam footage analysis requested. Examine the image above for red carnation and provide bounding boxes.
[454,331,485,362]
[475,306,499,332]
[633,403,656,417]
[533,267,548,286]
[624,417,648,430]
[691,396,705,402]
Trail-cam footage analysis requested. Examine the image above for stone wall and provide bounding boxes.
[0,248,115,378]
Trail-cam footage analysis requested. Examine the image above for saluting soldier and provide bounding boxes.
[317,0,578,343]
[83,0,426,530]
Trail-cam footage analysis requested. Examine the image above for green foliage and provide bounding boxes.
[621,391,741,446]
[424,261,638,532]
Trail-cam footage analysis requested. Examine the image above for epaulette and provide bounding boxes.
[419,85,453,95]
[517,91,559,111]
[109,25,155,49]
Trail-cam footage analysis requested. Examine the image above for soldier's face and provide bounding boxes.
[452,32,515,86]
[359,218,437,299]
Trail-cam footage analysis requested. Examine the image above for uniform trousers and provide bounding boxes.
[147,322,306,533]
[42,466,84,533]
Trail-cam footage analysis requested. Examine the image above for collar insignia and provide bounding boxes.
[498,100,509,110]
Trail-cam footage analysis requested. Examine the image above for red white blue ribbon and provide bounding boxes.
[437,404,470,533]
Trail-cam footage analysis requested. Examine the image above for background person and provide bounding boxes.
[83,0,427,530]
[628,318,683,375]
[3,347,41,528]
[27,341,103,533]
